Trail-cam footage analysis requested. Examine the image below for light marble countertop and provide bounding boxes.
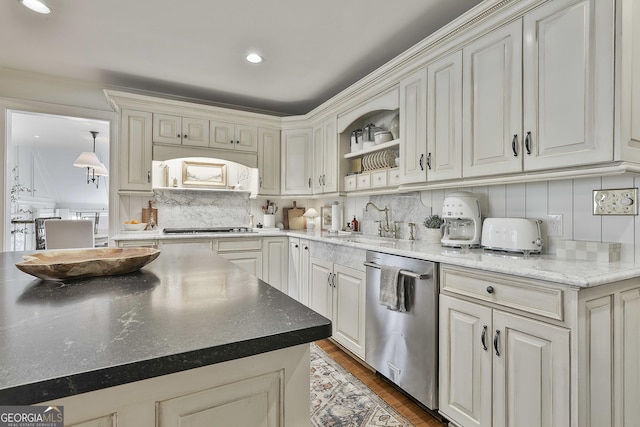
[111,229,640,288]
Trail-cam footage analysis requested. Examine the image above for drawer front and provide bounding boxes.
[217,238,262,252]
[356,172,371,189]
[440,265,565,321]
[388,168,401,186]
[344,175,357,192]
[371,170,388,188]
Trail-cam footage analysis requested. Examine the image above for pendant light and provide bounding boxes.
[73,131,108,188]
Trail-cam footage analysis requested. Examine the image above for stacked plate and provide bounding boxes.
[362,150,397,171]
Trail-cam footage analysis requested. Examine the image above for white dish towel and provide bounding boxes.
[378,265,406,312]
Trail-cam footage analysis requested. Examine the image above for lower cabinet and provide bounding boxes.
[287,238,310,303]
[262,237,288,293]
[309,257,365,358]
[439,294,570,427]
[47,345,310,427]
[439,264,640,427]
[215,238,263,280]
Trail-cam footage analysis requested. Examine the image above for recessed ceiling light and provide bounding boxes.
[20,0,51,14]
[246,53,263,64]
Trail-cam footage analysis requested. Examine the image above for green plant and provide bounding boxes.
[423,214,443,229]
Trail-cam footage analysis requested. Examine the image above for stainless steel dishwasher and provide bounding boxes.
[364,250,438,410]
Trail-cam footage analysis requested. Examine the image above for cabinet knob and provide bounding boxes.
[177,134,181,138]
[236,140,240,144]
[486,286,494,294]
[304,246,308,250]
[294,244,299,248]
[184,134,188,139]
[230,140,234,144]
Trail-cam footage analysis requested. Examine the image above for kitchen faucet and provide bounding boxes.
[365,202,390,235]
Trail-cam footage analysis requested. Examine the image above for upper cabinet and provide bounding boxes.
[427,50,462,182]
[120,109,153,192]
[210,121,258,153]
[153,114,210,147]
[399,68,427,184]
[312,116,340,194]
[463,0,614,178]
[257,128,280,196]
[462,20,523,178]
[281,128,312,195]
[522,0,613,170]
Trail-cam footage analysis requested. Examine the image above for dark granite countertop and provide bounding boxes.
[0,245,331,404]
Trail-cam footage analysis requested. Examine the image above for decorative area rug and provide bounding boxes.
[310,343,414,427]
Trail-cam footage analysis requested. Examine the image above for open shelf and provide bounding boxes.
[344,139,400,159]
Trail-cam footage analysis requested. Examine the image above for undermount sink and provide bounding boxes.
[342,237,397,247]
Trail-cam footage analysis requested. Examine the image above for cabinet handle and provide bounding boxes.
[147,171,151,183]
[494,330,501,356]
[419,153,425,171]
[481,325,488,351]
[331,273,336,287]
[486,286,494,294]
[319,176,323,186]
[308,178,311,188]
[512,135,518,157]
[427,153,432,170]
[327,273,332,287]
[322,174,326,185]
[259,177,263,188]
[525,131,532,155]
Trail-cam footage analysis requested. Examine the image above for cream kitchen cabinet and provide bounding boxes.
[462,19,523,178]
[440,295,570,427]
[262,237,288,293]
[215,238,263,279]
[308,257,365,359]
[119,109,153,192]
[439,263,640,427]
[280,128,313,195]
[257,128,281,196]
[287,238,310,304]
[426,50,462,182]
[312,117,339,194]
[152,114,209,147]
[462,0,613,178]
[399,67,428,184]
[209,121,258,153]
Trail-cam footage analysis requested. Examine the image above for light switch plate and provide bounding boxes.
[593,188,638,215]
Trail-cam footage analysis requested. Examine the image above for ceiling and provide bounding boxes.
[0,0,483,116]
[10,112,110,159]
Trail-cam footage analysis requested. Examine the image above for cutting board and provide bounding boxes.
[284,201,306,230]
[141,200,158,229]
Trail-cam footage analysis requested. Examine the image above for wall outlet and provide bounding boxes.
[547,214,563,237]
[593,188,638,215]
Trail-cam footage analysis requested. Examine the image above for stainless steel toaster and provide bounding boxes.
[481,218,543,254]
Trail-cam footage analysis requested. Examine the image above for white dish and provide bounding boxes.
[123,222,147,231]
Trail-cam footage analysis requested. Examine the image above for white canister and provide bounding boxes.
[350,129,363,153]
[264,214,275,228]
[331,202,342,232]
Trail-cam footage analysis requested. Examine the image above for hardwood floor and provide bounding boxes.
[315,339,448,427]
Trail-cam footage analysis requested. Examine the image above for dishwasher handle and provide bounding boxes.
[364,261,430,280]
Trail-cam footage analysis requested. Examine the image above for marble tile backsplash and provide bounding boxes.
[119,173,640,263]
[152,189,251,228]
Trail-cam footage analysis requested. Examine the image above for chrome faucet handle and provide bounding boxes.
[408,222,416,241]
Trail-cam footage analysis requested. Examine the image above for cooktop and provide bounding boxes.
[163,227,254,234]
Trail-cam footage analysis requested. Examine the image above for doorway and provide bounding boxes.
[7,111,110,251]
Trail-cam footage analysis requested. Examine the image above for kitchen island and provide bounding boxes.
[0,245,331,426]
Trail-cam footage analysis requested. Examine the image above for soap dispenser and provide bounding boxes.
[351,216,359,232]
